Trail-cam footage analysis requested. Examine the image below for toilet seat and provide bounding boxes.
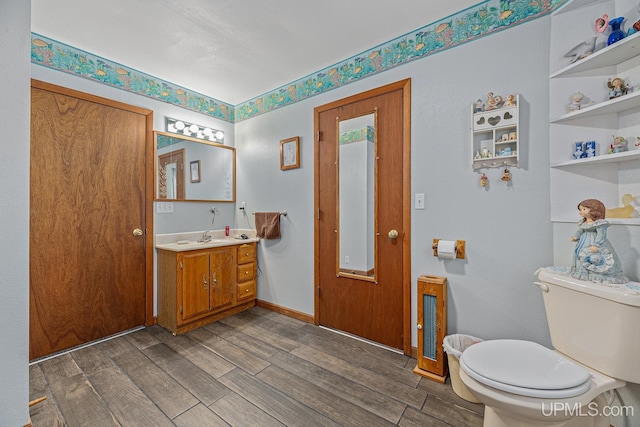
[460,339,591,399]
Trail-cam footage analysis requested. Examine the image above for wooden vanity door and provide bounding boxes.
[180,251,211,321]
[209,247,235,312]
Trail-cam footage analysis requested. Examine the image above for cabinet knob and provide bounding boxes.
[417,324,423,330]
[388,229,399,239]
[245,289,249,293]
[203,274,208,289]
[133,228,143,236]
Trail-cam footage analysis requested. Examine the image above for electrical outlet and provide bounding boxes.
[345,256,350,263]
[240,201,246,210]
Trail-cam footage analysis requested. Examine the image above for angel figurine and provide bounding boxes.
[607,77,629,99]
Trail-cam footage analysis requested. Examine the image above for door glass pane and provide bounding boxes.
[337,112,376,282]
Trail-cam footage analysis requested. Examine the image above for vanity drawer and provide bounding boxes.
[237,262,256,283]
[237,243,256,264]
[237,280,256,301]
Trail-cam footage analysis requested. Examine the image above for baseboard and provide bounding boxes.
[256,299,314,324]
[255,301,419,360]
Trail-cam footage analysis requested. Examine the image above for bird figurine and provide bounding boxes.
[595,14,609,33]
[564,36,598,63]
[606,194,638,218]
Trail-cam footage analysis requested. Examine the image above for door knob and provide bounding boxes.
[133,228,143,236]
[388,229,399,239]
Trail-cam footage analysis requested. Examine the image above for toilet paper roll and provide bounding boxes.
[437,240,457,259]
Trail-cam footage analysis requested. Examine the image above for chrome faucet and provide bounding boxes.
[198,230,212,243]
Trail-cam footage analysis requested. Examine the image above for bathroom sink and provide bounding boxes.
[155,232,257,252]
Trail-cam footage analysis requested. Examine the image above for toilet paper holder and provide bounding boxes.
[432,239,465,259]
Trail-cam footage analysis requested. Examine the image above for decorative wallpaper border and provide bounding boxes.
[340,126,375,145]
[31,34,235,122]
[31,0,566,124]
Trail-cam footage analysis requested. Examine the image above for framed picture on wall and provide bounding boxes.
[190,160,201,183]
[280,136,300,170]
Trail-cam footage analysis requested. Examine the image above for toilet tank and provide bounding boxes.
[537,269,640,384]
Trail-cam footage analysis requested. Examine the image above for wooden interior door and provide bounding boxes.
[314,80,411,352]
[157,149,185,199]
[30,80,153,360]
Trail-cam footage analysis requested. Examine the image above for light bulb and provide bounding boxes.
[189,124,199,133]
[215,131,224,140]
[175,120,185,130]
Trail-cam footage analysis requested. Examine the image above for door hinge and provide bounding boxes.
[180,306,183,314]
[317,286,320,297]
[180,261,183,269]
[317,209,320,220]
[316,131,321,142]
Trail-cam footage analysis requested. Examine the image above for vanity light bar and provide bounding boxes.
[165,117,225,144]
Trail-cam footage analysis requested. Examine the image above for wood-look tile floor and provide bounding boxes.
[29,306,484,426]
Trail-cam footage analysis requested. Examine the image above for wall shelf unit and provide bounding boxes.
[549,0,640,225]
[471,94,520,171]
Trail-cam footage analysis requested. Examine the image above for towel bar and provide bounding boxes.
[252,211,287,216]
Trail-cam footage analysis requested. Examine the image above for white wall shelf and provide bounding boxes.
[551,149,640,167]
[549,0,640,226]
[550,31,640,79]
[551,90,640,123]
[471,94,520,171]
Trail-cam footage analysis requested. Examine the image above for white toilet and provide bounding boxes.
[459,269,640,427]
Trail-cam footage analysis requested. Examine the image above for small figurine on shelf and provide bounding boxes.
[480,173,489,187]
[474,150,482,160]
[498,147,512,157]
[563,37,598,63]
[486,92,502,110]
[607,77,629,99]
[481,146,491,158]
[609,135,628,153]
[501,166,511,182]
[573,142,585,159]
[606,194,638,218]
[567,92,585,112]
[474,99,484,113]
[585,141,597,157]
[595,14,609,33]
[569,199,628,284]
[503,94,516,107]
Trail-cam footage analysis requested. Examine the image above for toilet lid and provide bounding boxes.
[460,340,592,398]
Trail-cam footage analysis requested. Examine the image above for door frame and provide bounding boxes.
[313,79,412,355]
[31,79,156,327]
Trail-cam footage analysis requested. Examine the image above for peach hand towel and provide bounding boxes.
[255,212,281,239]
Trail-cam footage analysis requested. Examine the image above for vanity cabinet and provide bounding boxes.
[236,243,257,302]
[549,0,640,224]
[157,242,258,334]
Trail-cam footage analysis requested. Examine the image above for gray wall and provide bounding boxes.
[9,7,639,425]
[237,17,555,347]
[1,1,31,425]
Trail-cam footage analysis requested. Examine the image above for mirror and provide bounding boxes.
[337,112,377,282]
[155,131,235,202]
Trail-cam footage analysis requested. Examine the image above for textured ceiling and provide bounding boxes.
[31,0,480,105]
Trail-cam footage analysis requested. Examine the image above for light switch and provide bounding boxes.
[415,193,425,210]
